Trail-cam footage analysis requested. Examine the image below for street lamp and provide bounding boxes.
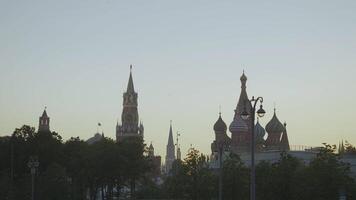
[27,156,39,200]
[241,96,265,200]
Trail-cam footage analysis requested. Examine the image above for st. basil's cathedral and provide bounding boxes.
[211,72,290,160]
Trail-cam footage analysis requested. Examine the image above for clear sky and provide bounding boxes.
[1,0,356,159]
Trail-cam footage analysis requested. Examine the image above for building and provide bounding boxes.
[148,143,162,177]
[86,132,104,145]
[209,72,356,179]
[165,122,176,174]
[116,66,144,142]
[38,107,50,133]
[211,72,290,156]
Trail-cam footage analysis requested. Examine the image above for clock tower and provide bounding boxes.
[116,65,144,141]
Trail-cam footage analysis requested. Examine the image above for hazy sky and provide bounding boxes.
[1,0,356,159]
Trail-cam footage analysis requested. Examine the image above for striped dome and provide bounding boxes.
[229,116,248,133]
[265,112,285,133]
[254,120,266,138]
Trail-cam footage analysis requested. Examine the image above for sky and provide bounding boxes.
[1,0,356,160]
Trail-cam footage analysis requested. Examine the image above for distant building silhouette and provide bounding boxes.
[38,107,50,132]
[211,72,290,156]
[86,132,104,145]
[165,121,176,173]
[176,144,182,160]
[280,122,290,151]
[148,142,161,177]
[116,66,144,142]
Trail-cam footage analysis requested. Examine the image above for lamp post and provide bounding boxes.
[241,96,265,200]
[27,156,39,200]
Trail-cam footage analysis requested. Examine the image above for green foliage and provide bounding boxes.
[255,145,356,200]
[345,141,356,154]
[163,148,217,200]
[0,125,152,200]
[222,153,249,200]
[38,163,69,200]
[297,144,355,200]
[255,152,304,200]
[1,125,356,200]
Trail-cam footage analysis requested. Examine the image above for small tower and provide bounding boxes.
[165,121,176,174]
[38,107,50,132]
[148,142,155,157]
[176,131,182,160]
[229,72,253,153]
[280,122,290,151]
[177,145,181,160]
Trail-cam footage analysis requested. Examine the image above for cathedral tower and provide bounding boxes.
[165,121,176,174]
[116,66,144,142]
[229,72,253,152]
[38,107,50,132]
[212,112,231,152]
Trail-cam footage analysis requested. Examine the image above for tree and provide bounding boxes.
[256,161,274,200]
[63,137,89,200]
[120,137,150,199]
[38,163,69,200]
[344,141,356,154]
[163,148,216,200]
[269,152,303,200]
[185,148,216,200]
[223,153,249,200]
[163,159,190,199]
[291,144,356,200]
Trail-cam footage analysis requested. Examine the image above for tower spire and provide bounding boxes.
[127,65,135,93]
[168,121,174,146]
[166,121,176,174]
[233,71,252,121]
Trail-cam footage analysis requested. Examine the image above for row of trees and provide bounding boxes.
[161,145,356,200]
[0,125,152,200]
[1,125,356,199]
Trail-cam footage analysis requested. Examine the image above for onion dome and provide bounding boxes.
[229,116,248,133]
[240,71,247,82]
[254,120,265,138]
[265,110,285,133]
[214,114,227,132]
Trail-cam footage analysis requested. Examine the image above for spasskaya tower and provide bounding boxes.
[116,65,144,141]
